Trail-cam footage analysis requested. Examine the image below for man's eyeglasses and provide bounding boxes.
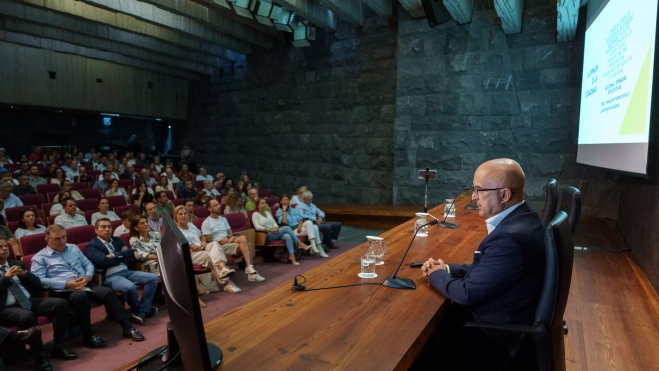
[471,185,513,198]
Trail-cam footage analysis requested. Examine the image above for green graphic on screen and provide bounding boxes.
[619,44,654,135]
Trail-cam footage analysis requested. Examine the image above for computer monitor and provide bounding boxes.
[149,210,222,370]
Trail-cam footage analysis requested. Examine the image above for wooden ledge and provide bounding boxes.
[316,204,428,230]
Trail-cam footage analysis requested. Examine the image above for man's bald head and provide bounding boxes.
[473,159,525,217]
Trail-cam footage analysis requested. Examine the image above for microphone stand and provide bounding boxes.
[424,167,430,214]
[438,187,469,229]
[465,199,479,210]
[383,219,438,290]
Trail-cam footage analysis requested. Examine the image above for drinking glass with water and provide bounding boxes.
[358,255,377,278]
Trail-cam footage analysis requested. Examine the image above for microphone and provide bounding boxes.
[292,276,306,291]
[383,219,439,290]
[438,186,470,229]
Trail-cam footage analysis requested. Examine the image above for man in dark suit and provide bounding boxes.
[0,325,46,370]
[0,238,77,370]
[421,159,545,369]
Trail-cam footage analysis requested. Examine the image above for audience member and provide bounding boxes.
[114,210,134,237]
[0,149,13,167]
[44,163,58,179]
[179,180,197,199]
[53,180,83,202]
[162,166,180,185]
[252,198,309,265]
[73,166,94,183]
[60,158,72,173]
[31,225,145,345]
[193,192,208,207]
[28,165,46,188]
[145,203,162,232]
[90,153,101,170]
[93,171,113,191]
[14,208,47,239]
[109,164,121,180]
[196,167,213,182]
[237,173,249,191]
[0,323,50,370]
[0,181,23,218]
[240,182,253,202]
[290,186,308,205]
[213,172,225,189]
[13,174,37,196]
[175,206,241,293]
[28,147,44,163]
[139,169,156,187]
[155,175,173,192]
[147,163,159,178]
[85,148,95,160]
[177,164,193,180]
[120,164,137,181]
[0,218,22,258]
[105,179,129,203]
[54,198,88,229]
[129,216,161,275]
[183,199,196,223]
[202,199,265,282]
[220,187,236,205]
[91,198,120,225]
[152,157,163,173]
[0,169,18,186]
[0,238,72,369]
[296,191,342,249]
[49,168,66,184]
[223,192,248,224]
[95,156,109,172]
[13,161,30,179]
[136,153,148,166]
[64,160,80,181]
[245,189,268,212]
[202,180,219,197]
[154,191,174,214]
[277,194,327,257]
[85,219,159,325]
[132,181,154,212]
[176,174,191,191]
[49,191,82,217]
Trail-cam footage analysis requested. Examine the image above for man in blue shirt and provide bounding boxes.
[30,224,145,346]
[92,170,113,190]
[85,218,159,325]
[296,191,342,249]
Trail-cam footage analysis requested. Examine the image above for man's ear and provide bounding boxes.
[500,188,513,203]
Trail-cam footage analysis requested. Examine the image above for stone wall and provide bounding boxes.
[393,0,618,217]
[185,13,397,203]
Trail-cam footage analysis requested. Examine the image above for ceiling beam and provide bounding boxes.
[18,0,252,55]
[493,0,524,35]
[189,0,283,38]
[444,0,472,24]
[399,0,425,18]
[272,0,337,31]
[0,15,215,76]
[322,0,364,27]
[363,0,393,18]
[0,30,201,80]
[134,0,281,48]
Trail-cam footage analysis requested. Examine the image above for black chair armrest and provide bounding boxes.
[463,321,548,336]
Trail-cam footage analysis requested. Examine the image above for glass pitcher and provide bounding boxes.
[366,236,388,265]
[415,213,429,237]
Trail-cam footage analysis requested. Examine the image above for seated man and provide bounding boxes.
[53,180,83,202]
[13,161,30,179]
[53,198,88,229]
[92,170,113,190]
[0,238,74,366]
[0,181,23,219]
[120,164,138,181]
[28,166,46,188]
[195,167,214,182]
[64,160,80,181]
[30,225,145,345]
[0,324,49,371]
[113,210,134,237]
[202,199,264,282]
[85,219,159,325]
[202,180,220,197]
[154,191,174,214]
[161,166,180,185]
[0,169,18,186]
[178,180,197,199]
[72,166,94,184]
[13,174,36,196]
[296,191,341,249]
[139,169,156,187]
[0,218,23,259]
[420,159,545,369]
[145,202,163,232]
[244,188,269,211]
[95,156,109,172]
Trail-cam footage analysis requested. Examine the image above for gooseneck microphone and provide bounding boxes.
[438,186,470,229]
[383,219,439,290]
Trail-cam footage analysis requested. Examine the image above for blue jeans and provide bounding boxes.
[104,269,159,315]
[266,226,299,254]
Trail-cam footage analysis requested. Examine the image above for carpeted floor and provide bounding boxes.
[6,238,366,371]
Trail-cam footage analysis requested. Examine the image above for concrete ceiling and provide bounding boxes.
[0,0,588,80]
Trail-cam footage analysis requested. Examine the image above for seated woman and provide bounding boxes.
[240,182,253,202]
[49,190,83,216]
[193,192,208,207]
[220,178,234,195]
[220,187,236,205]
[237,173,249,191]
[110,163,121,180]
[49,168,67,184]
[173,205,240,293]
[133,180,154,212]
[155,175,173,192]
[91,197,120,225]
[14,208,46,239]
[148,163,159,178]
[290,186,308,205]
[0,210,22,258]
[213,173,225,189]
[114,209,134,236]
[184,198,197,223]
[177,164,194,180]
[223,191,249,224]
[105,179,130,203]
[276,194,328,258]
[251,198,310,265]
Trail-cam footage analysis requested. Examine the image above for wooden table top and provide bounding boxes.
[200,195,487,371]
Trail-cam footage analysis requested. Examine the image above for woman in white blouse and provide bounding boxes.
[105,179,129,203]
[49,168,67,184]
[173,206,240,293]
[91,197,120,225]
[129,215,161,275]
[14,208,46,239]
[155,175,173,192]
[251,198,310,265]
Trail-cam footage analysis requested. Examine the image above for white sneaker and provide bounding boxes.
[219,267,235,279]
[248,272,265,282]
[319,250,329,258]
[223,281,242,293]
[245,265,257,274]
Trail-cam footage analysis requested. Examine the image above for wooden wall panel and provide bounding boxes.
[0,43,188,119]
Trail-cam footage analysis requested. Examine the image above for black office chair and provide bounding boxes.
[558,186,581,235]
[541,179,558,227]
[464,212,574,371]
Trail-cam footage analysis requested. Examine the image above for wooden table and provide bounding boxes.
[193,196,486,370]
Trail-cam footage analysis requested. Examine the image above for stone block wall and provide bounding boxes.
[393,0,618,218]
[184,14,397,203]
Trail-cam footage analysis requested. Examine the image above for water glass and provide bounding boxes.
[358,255,377,278]
[444,198,456,218]
[415,213,428,237]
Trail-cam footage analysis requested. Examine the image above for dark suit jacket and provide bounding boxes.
[429,202,545,325]
[85,237,135,281]
[0,261,43,311]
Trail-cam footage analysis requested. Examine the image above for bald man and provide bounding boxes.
[422,159,545,325]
